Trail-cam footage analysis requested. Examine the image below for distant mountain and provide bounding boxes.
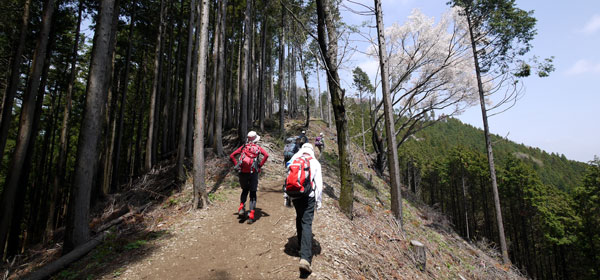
[397,118,588,192]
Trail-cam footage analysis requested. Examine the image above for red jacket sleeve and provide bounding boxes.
[230,146,243,165]
[258,146,269,167]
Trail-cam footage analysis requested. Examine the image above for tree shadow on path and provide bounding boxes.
[207,269,233,280]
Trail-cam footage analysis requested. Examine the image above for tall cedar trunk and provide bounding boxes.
[297,52,310,128]
[374,0,402,224]
[315,0,354,218]
[465,10,509,264]
[48,0,83,240]
[246,5,254,130]
[111,5,136,192]
[239,0,251,142]
[291,44,297,117]
[235,31,242,126]
[278,2,285,137]
[258,4,267,132]
[286,44,292,118]
[64,0,117,253]
[0,0,31,165]
[316,61,323,120]
[269,49,275,118]
[151,42,162,165]
[8,86,46,257]
[146,0,165,170]
[133,66,147,178]
[226,33,236,129]
[162,1,175,156]
[97,2,121,199]
[0,0,55,257]
[461,169,470,240]
[171,0,184,150]
[100,70,119,196]
[193,0,210,208]
[235,31,242,131]
[127,63,143,183]
[327,88,332,127]
[187,10,201,158]
[359,90,366,154]
[31,38,61,247]
[9,34,55,255]
[176,0,196,180]
[213,0,226,156]
[520,198,532,273]
[207,0,219,147]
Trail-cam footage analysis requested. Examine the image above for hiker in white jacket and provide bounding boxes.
[285,143,323,274]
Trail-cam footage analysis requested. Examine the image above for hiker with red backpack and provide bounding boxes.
[229,131,269,224]
[284,143,323,274]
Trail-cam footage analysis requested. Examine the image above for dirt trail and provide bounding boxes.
[111,152,331,280]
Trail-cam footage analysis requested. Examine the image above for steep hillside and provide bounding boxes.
[5,119,524,279]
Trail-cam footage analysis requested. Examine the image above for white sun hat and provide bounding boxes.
[247,131,260,143]
[299,143,315,158]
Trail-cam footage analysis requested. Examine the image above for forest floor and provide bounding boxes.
[5,119,526,280]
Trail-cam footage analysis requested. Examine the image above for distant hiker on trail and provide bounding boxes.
[292,130,308,157]
[298,130,308,145]
[284,143,323,274]
[284,136,298,164]
[230,131,269,224]
[314,133,324,155]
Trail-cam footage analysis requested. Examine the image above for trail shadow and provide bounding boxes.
[235,208,270,224]
[209,167,233,194]
[207,269,233,280]
[323,183,338,200]
[283,235,322,258]
[261,184,285,193]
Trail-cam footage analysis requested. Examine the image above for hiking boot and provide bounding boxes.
[247,210,255,224]
[299,259,312,274]
[238,203,245,216]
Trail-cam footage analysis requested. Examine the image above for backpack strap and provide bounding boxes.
[234,143,246,169]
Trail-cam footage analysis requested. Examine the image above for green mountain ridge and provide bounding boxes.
[396,118,588,192]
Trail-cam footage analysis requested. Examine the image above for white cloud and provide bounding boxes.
[581,14,600,34]
[565,59,600,76]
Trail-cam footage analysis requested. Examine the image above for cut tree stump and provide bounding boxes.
[410,240,426,271]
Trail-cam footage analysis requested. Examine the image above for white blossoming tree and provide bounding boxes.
[369,8,480,170]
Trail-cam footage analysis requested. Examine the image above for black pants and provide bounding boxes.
[293,195,315,262]
[239,172,258,210]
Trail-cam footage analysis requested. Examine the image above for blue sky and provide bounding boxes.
[318,0,599,163]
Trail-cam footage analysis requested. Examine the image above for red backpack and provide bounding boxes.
[285,155,313,197]
[237,143,261,173]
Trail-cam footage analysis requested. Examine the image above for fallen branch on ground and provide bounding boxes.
[22,231,110,280]
[94,202,152,233]
[22,202,153,280]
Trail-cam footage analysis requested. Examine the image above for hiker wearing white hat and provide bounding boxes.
[298,130,308,146]
[284,143,323,274]
[229,131,269,224]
